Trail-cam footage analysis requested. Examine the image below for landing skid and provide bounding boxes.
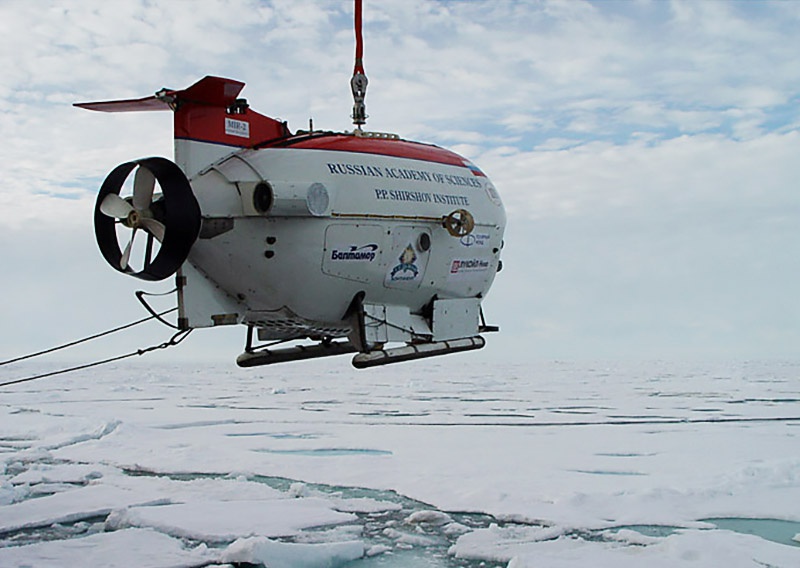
[351,336,485,369]
[237,296,494,368]
[237,340,356,367]
[236,336,485,368]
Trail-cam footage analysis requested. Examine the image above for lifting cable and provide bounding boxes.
[354,0,365,75]
[350,0,368,128]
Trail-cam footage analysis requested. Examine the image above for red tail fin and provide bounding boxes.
[75,76,290,147]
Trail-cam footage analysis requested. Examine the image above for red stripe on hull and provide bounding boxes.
[270,135,470,168]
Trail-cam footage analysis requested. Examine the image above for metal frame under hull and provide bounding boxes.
[236,335,485,369]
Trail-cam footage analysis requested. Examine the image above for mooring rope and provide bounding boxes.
[0,305,194,388]
[0,308,177,367]
[0,329,192,388]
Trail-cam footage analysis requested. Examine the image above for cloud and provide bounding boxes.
[483,129,799,359]
[0,0,798,364]
[482,130,800,219]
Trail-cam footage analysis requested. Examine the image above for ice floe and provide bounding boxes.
[1,360,799,567]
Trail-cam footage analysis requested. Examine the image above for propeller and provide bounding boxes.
[94,157,201,281]
[99,166,167,270]
[443,209,475,238]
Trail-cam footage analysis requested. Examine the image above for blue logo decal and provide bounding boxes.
[331,244,379,261]
[389,245,419,280]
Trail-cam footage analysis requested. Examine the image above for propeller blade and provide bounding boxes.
[100,193,134,219]
[133,166,156,211]
[141,218,166,242]
[144,233,154,269]
[120,228,137,270]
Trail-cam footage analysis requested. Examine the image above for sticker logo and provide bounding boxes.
[225,117,250,138]
[389,245,419,281]
[330,244,379,262]
[459,232,490,248]
[449,258,491,279]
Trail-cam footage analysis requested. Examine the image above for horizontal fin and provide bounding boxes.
[74,95,172,113]
[74,76,245,113]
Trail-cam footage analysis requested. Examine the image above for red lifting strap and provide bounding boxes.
[354,0,364,74]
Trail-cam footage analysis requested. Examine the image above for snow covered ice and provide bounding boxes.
[1,359,799,567]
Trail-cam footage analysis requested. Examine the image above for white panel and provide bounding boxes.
[363,303,432,344]
[432,298,481,341]
[175,139,237,180]
[323,224,385,283]
[210,154,262,183]
[190,169,244,217]
[178,262,244,328]
[363,304,389,344]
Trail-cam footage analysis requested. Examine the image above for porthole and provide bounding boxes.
[417,232,431,252]
[253,182,273,213]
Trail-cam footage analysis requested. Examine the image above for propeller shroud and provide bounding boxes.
[94,157,201,281]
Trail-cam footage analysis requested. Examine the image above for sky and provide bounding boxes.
[0,0,798,367]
